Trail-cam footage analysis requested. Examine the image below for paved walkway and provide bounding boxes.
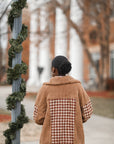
[21,142,38,144]
[0,86,114,144]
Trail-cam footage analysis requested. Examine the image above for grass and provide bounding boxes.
[90,97,114,119]
[25,92,37,100]
[0,108,11,115]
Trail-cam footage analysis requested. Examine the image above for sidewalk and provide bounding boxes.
[0,86,114,144]
[21,142,38,144]
[21,114,114,144]
[84,114,114,144]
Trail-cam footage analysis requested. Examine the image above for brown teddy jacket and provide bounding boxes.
[34,75,93,144]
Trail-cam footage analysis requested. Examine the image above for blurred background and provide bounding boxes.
[0,0,114,144]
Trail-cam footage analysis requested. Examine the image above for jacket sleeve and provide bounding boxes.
[33,84,47,125]
[78,83,93,123]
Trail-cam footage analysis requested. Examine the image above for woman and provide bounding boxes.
[34,55,93,144]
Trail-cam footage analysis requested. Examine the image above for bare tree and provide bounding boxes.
[52,0,101,83]
[51,0,112,90]
[77,0,112,89]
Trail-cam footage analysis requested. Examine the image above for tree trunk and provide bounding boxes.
[97,0,110,90]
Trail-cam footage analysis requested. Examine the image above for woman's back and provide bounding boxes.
[34,76,93,144]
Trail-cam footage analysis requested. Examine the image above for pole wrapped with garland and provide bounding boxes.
[3,0,29,143]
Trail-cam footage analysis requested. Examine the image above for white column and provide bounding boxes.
[38,6,51,84]
[0,14,8,66]
[27,3,39,87]
[39,38,51,84]
[69,0,83,82]
[55,0,67,56]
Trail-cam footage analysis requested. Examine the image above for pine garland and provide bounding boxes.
[7,61,28,84]
[6,79,26,110]
[8,24,28,67]
[3,0,29,143]
[8,0,27,30]
[4,105,28,144]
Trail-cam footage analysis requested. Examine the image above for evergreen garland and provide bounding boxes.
[7,61,28,84]
[3,0,29,143]
[4,105,28,144]
[8,0,27,30]
[8,24,28,67]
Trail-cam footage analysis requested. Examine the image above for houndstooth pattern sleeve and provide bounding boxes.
[82,100,93,122]
[33,105,38,121]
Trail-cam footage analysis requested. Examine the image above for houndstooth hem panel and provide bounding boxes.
[49,99,76,144]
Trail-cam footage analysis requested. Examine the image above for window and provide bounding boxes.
[89,53,100,79]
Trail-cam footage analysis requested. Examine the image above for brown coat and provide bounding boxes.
[34,75,93,144]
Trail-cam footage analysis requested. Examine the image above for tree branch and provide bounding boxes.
[76,0,100,22]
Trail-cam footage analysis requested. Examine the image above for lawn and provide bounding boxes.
[0,108,11,122]
[90,97,114,119]
[0,108,10,115]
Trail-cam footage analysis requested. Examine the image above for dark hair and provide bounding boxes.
[52,55,72,76]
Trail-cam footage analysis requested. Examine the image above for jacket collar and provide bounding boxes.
[44,75,80,85]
